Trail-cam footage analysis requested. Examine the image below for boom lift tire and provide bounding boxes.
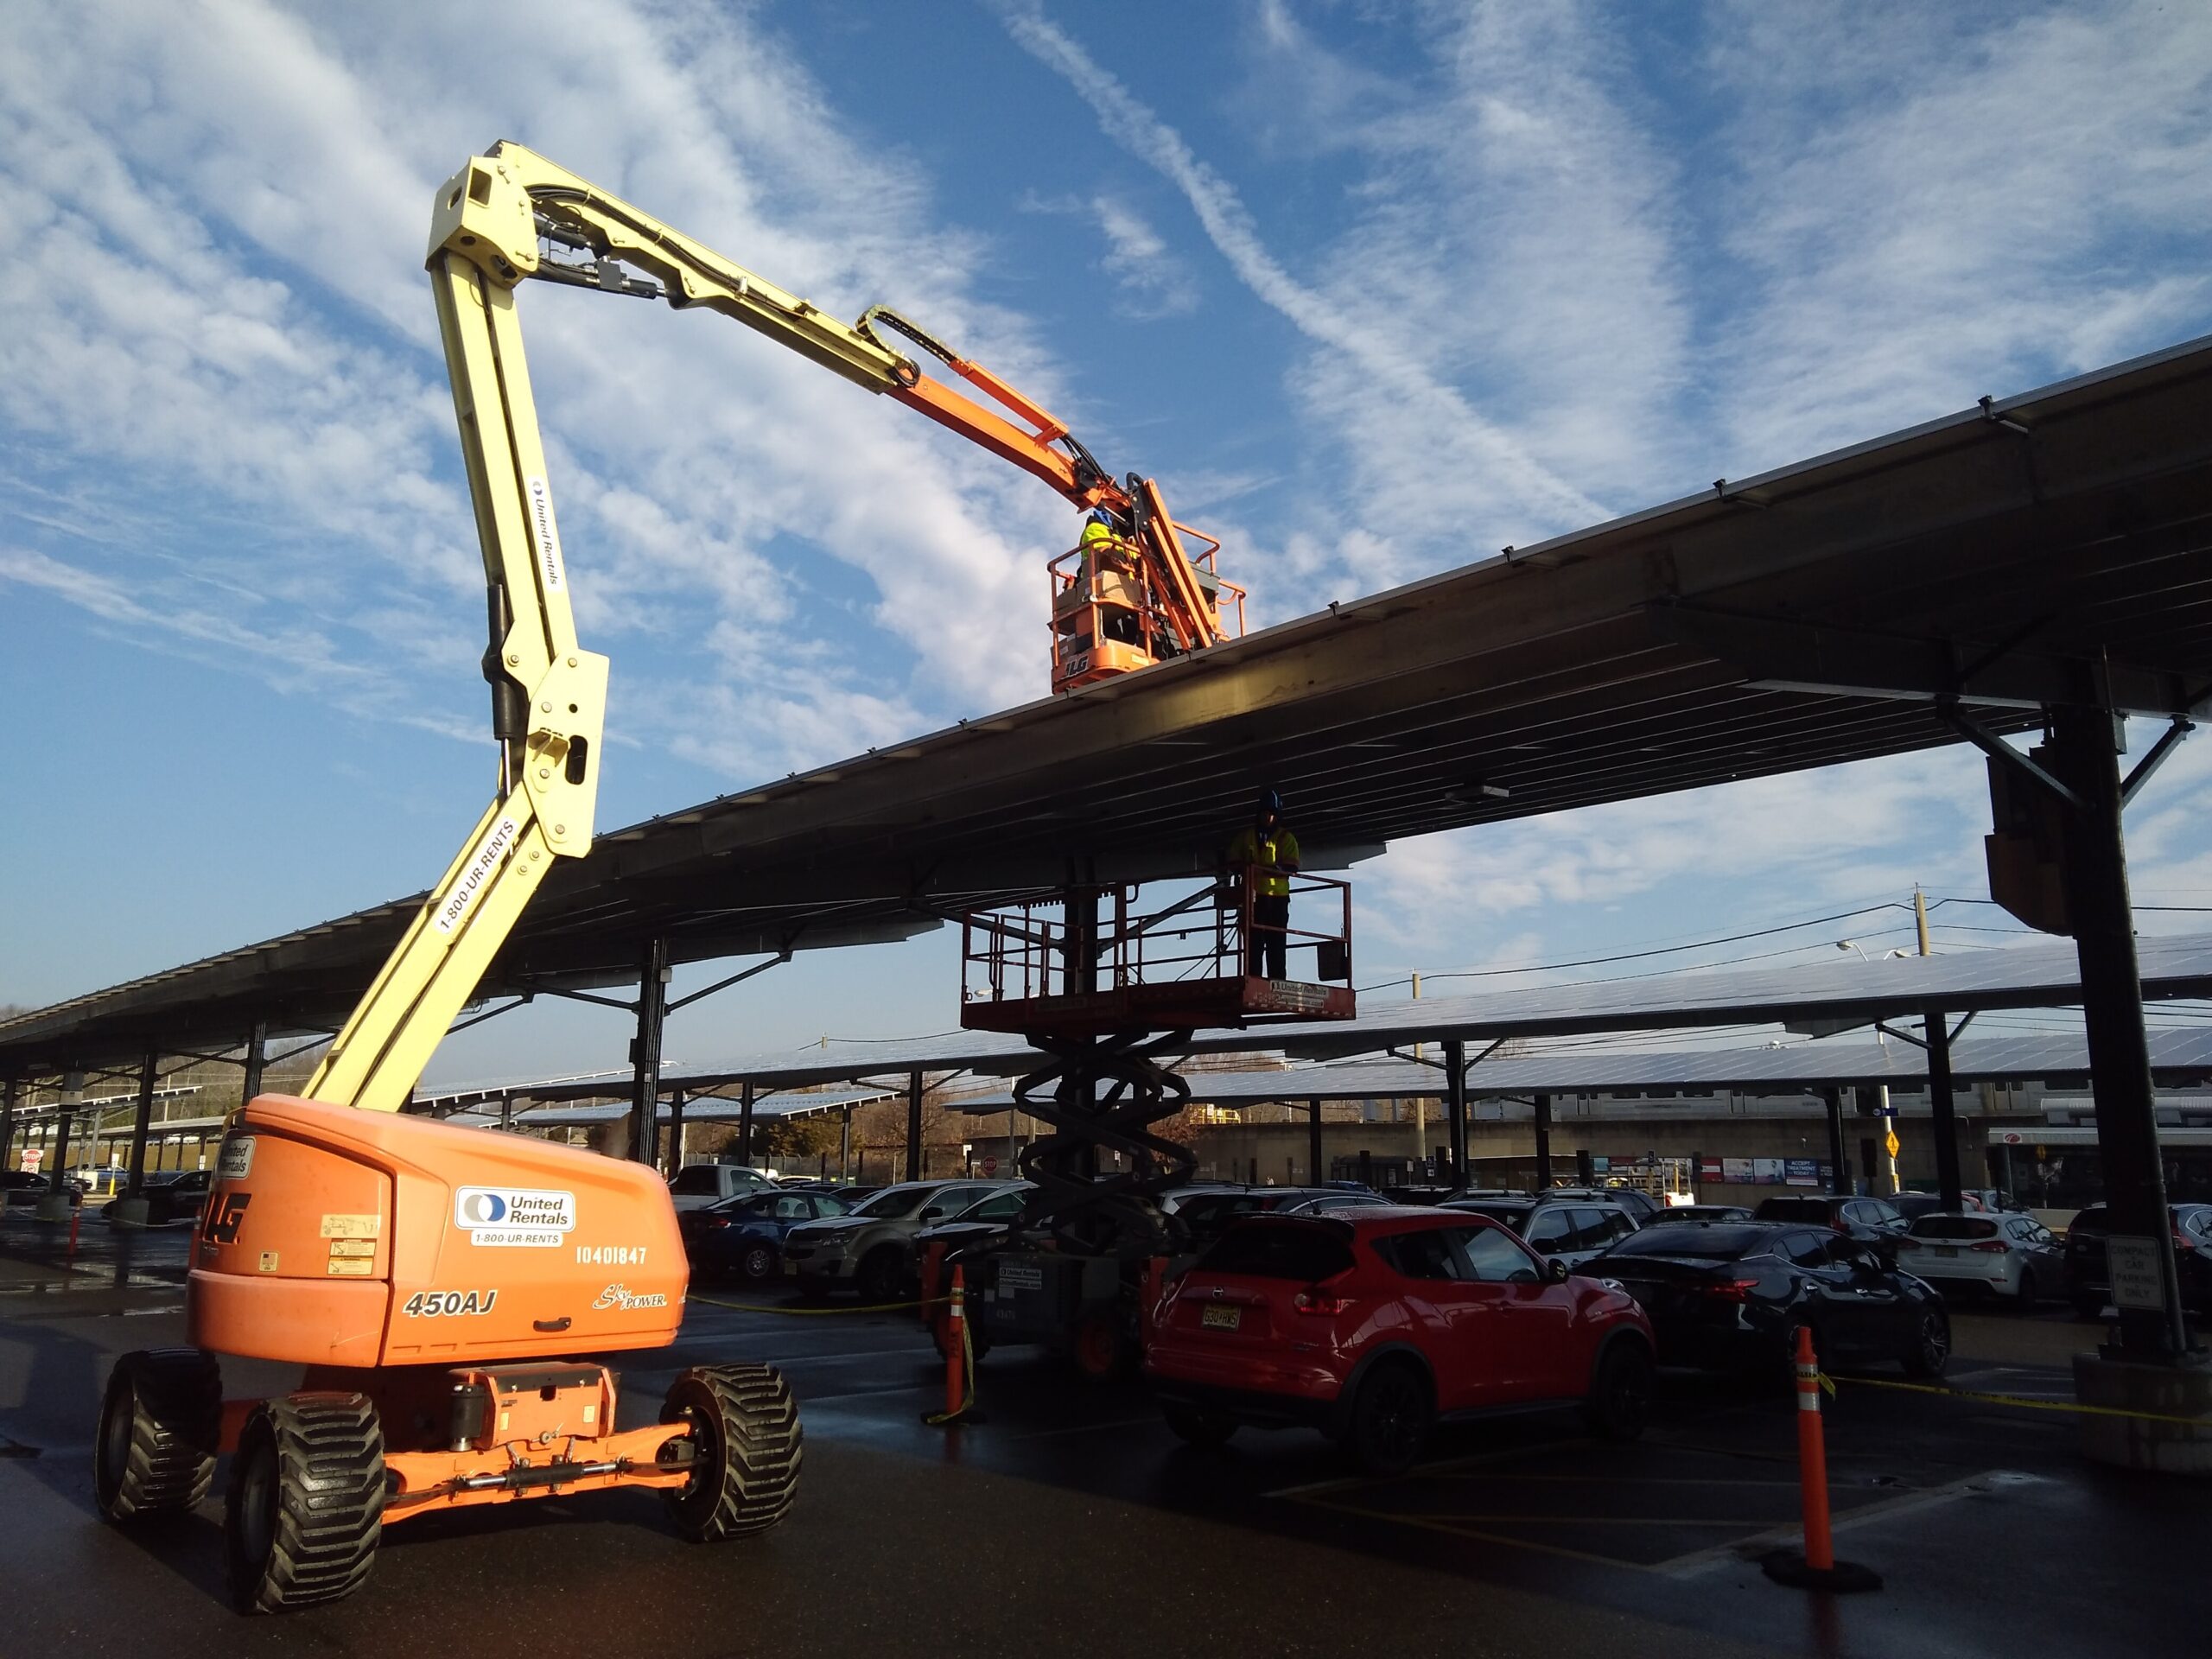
[224,1392,385,1614]
[659,1365,802,1542]
[94,1348,221,1522]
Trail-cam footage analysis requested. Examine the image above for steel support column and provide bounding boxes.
[124,1051,158,1196]
[906,1070,925,1183]
[240,1021,266,1108]
[2050,706,2192,1359]
[838,1104,852,1183]
[629,936,669,1166]
[1444,1039,1469,1194]
[0,1076,18,1176]
[738,1080,756,1166]
[1824,1086,1851,1197]
[1064,887,1099,995]
[1308,1097,1323,1185]
[665,1086,687,1176]
[1533,1092,1554,1190]
[1925,1007,1964,1211]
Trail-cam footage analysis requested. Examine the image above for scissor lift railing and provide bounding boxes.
[950,871,1357,1345]
[961,869,1353,1037]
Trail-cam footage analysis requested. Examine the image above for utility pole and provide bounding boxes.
[1914,885,1932,957]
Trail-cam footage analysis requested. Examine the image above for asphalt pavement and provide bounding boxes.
[0,1215,2197,1659]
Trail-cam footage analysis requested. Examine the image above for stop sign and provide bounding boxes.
[982,1156,998,1176]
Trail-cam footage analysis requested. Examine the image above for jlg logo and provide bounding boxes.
[203,1192,251,1246]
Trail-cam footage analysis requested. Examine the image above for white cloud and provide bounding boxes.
[0,0,1090,786]
[1089,196,1199,319]
[1703,0,2212,469]
[998,0,1613,600]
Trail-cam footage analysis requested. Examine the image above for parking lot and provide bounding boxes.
[1,1216,2199,1659]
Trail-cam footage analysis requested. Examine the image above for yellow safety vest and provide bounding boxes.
[1228,827,1300,898]
[1080,520,1116,549]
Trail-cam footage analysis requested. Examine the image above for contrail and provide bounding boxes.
[996,3,1610,529]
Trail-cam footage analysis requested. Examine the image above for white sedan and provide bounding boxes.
[1896,1212,2066,1306]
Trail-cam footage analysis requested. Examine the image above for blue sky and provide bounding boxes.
[4,0,2212,1084]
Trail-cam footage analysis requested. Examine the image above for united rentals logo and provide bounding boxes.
[454,1186,574,1248]
[593,1282,669,1312]
[524,475,566,592]
[433,814,523,935]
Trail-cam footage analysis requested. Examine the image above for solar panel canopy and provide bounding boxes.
[7,331,2212,1074]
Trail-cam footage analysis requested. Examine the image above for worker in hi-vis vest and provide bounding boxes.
[1227,789,1300,979]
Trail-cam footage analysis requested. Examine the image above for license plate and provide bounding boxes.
[1200,1303,1242,1332]
[782,1261,799,1275]
[1936,1246,1958,1259]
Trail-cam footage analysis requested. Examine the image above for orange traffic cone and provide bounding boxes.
[1760,1325,1881,1592]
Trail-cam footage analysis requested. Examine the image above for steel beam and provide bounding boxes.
[124,1051,157,1195]
[665,1086,686,1176]
[1824,1086,1850,1196]
[1533,1092,1554,1189]
[629,937,668,1166]
[1308,1096,1323,1185]
[2050,705,2193,1359]
[240,1021,266,1108]
[0,1076,17,1176]
[906,1070,924,1183]
[1444,1039,1469,1195]
[1649,604,2192,716]
[1925,1008,1964,1211]
[738,1079,755,1166]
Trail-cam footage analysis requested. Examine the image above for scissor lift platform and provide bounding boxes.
[959,871,1356,1037]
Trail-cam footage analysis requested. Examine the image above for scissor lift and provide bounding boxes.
[931,872,1355,1376]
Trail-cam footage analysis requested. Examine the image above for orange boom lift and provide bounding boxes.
[91,143,1237,1614]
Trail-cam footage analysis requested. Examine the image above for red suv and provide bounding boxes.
[1146,1208,1656,1474]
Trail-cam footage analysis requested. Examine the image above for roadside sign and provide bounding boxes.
[1884,1129,1901,1160]
[2107,1236,2165,1312]
[21,1148,41,1173]
[982,1156,998,1177]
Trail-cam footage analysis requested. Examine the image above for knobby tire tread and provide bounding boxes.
[229,1391,385,1613]
[664,1363,802,1541]
[98,1348,221,1521]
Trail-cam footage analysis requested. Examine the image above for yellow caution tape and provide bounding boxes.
[1822,1370,2212,1428]
[686,1292,948,1318]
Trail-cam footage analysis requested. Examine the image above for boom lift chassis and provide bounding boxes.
[92,141,1259,1613]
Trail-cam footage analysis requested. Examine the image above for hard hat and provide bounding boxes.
[1085,506,1113,526]
[1257,788,1283,817]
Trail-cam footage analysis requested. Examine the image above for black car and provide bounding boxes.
[1752,1194,1910,1257]
[1544,1185,1664,1224]
[1173,1187,1397,1246]
[2063,1203,2212,1319]
[1441,1193,1641,1269]
[1,1171,81,1209]
[111,1169,213,1226]
[1591,1220,1950,1379]
[681,1188,852,1281]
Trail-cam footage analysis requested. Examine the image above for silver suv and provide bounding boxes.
[781,1179,1014,1300]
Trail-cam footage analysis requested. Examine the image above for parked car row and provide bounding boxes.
[1146,1206,1952,1477]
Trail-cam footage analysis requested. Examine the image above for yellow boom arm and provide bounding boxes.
[307,142,1213,1110]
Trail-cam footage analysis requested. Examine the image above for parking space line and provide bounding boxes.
[1266,1436,1595,1500]
[1660,1469,2003,1577]
[1009,1416,1165,1440]
[1289,1496,1664,1573]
